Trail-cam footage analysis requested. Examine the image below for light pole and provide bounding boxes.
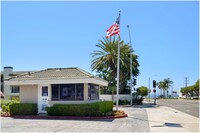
[127,25,133,106]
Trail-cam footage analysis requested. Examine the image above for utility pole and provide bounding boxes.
[184,77,189,87]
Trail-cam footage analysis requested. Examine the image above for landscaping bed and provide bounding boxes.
[1,110,127,120]
[1,101,127,119]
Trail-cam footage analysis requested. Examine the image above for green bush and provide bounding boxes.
[46,101,113,116]
[132,98,143,105]
[10,103,38,115]
[1,99,19,113]
[2,105,10,113]
[119,100,130,105]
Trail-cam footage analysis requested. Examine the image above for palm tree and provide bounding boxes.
[163,78,173,98]
[91,37,139,95]
[157,78,173,98]
[157,81,164,98]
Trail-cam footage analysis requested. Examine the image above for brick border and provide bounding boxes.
[1,114,128,120]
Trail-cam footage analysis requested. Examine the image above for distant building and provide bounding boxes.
[1,67,34,99]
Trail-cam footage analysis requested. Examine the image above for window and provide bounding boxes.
[11,86,20,93]
[42,87,48,96]
[60,84,75,100]
[51,84,84,101]
[76,84,84,100]
[88,84,99,100]
[52,84,59,100]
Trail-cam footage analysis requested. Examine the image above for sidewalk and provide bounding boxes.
[144,102,199,132]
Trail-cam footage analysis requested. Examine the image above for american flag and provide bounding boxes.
[106,14,120,38]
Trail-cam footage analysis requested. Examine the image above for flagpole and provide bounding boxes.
[116,11,121,111]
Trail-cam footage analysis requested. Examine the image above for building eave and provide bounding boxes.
[5,77,108,86]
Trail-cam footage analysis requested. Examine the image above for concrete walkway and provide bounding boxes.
[144,103,199,132]
[117,103,199,132]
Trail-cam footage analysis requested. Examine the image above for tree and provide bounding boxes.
[91,37,139,94]
[157,78,173,98]
[136,86,148,98]
[163,78,173,98]
[181,79,199,98]
[157,81,165,97]
[194,79,199,96]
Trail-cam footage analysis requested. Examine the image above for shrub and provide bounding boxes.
[0,99,19,113]
[46,101,113,116]
[9,96,20,101]
[10,103,38,115]
[119,100,130,105]
[2,105,10,113]
[132,98,143,105]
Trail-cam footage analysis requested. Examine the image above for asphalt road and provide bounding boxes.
[155,99,199,118]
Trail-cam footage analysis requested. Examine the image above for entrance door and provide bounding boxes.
[39,86,49,113]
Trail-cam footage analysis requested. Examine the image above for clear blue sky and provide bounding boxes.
[1,1,199,94]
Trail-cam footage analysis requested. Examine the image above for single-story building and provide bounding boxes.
[5,67,108,113]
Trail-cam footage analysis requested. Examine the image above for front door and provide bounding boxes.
[39,86,49,113]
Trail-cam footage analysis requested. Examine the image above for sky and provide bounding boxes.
[1,1,199,94]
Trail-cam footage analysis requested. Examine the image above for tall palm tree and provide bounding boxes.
[157,81,164,97]
[91,37,139,94]
[163,78,173,98]
[157,78,173,98]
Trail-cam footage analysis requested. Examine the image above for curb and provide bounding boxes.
[1,114,128,120]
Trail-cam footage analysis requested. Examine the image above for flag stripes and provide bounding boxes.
[106,15,120,38]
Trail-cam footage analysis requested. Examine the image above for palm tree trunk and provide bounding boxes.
[160,89,162,97]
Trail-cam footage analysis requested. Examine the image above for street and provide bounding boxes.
[156,99,199,118]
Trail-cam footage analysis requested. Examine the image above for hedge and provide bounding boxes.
[9,103,38,115]
[132,98,143,105]
[46,101,113,116]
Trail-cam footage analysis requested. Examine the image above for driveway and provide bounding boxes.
[1,106,150,132]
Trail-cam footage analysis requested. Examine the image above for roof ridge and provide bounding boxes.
[46,67,79,70]
[76,68,93,77]
[6,70,40,80]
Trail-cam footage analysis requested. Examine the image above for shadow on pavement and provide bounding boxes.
[133,103,160,108]
[128,116,183,128]
[115,103,159,108]
[151,123,183,128]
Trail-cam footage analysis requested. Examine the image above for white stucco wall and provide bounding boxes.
[100,94,131,102]
[20,85,38,103]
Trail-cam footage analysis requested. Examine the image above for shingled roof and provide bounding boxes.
[6,67,108,85]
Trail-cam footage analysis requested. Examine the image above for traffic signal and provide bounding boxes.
[133,78,137,85]
[153,80,156,88]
